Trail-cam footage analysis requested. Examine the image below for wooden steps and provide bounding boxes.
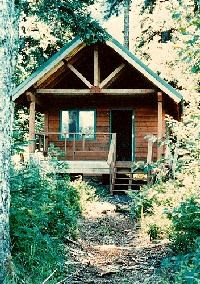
[111,161,147,194]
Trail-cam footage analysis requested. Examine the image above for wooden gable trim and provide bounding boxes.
[13,37,84,101]
[34,61,65,88]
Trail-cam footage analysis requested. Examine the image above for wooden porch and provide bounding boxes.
[36,132,114,161]
[33,131,155,194]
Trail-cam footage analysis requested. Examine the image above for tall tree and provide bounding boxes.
[104,0,132,47]
[0,0,16,281]
[124,0,131,48]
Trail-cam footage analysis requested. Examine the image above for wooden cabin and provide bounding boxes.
[13,35,183,193]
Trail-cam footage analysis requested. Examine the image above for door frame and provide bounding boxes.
[110,108,135,161]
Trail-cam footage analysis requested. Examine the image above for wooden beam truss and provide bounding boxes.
[35,45,156,97]
[66,63,92,88]
[99,63,125,88]
[94,46,100,86]
[36,88,156,95]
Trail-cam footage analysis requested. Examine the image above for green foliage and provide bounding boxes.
[104,0,125,19]
[174,12,200,77]
[161,239,200,283]
[48,142,65,158]
[147,223,161,241]
[15,0,108,84]
[9,158,81,282]
[130,189,154,219]
[12,106,29,153]
[168,197,200,253]
[130,92,199,279]
[130,180,178,239]
[134,0,199,92]
[37,0,108,43]
[9,155,102,283]
[70,179,97,211]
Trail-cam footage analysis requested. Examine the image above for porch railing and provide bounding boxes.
[35,132,116,161]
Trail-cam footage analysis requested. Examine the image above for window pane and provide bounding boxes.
[61,110,95,139]
[61,110,77,138]
[79,111,95,139]
[69,111,77,134]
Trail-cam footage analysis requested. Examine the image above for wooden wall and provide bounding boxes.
[135,106,165,161]
[46,107,110,160]
[43,95,166,161]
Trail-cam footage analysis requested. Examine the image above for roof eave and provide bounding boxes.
[13,37,83,101]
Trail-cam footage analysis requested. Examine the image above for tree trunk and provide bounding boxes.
[124,0,130,49]
[0,1,16,281]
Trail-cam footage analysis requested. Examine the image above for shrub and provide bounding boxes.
[9,158,81,283]
[130,189,154,219]
[168,197,200,253]
[130,164,199,241]
[70,179,97,212]
[130,179,183,239]
[161,238,200,283]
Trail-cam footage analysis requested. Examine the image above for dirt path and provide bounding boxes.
[62,195,169,284]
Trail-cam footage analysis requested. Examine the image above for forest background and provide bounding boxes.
[0,0,199,283]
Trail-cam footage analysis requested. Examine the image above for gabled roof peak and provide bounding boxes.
[13,33,183,103]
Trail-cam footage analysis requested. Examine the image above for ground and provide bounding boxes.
[62,187,170,284]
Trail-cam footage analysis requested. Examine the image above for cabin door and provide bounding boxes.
[111,110,134,161]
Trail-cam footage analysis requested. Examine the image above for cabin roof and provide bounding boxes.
[13,34,183,103]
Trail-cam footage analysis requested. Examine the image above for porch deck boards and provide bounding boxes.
[57,160,110,174]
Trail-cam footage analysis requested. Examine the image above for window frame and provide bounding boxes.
[59,109,96,141]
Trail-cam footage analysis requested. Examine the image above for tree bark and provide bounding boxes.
[0,0,16,281]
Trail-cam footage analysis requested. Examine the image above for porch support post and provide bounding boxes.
[157,91,163,160]
[94,46,100,86]
[44,112,49,153]
[27,92,36,153]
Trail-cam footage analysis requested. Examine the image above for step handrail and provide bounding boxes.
[107,133,116,194]
[107,133,116,165]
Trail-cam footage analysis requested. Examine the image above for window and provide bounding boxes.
[60,110,96,139]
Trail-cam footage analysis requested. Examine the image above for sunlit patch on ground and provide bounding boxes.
[83,201,117,219]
